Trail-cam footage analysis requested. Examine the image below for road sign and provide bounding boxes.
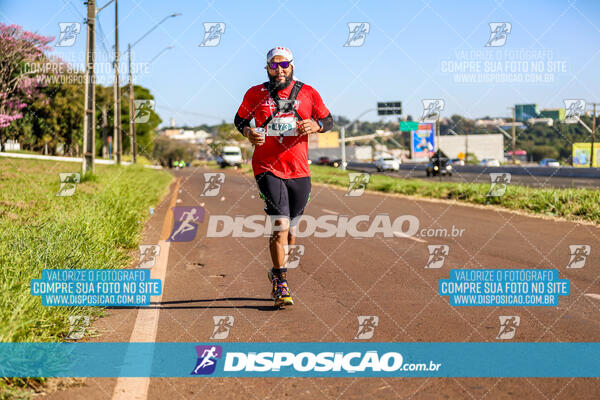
[377,101,402,115]
[400,121,419,131]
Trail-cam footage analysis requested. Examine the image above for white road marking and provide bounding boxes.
[112,178,179,400]
[322,208,339,214]
[584,293,600,301]
[111,240,170,400]
[393,231,426,243]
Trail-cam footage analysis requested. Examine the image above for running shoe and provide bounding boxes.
[268,270,294,307]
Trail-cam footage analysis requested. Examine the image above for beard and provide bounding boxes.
[268,67,293,91]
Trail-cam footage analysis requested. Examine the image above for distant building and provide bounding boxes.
[160,128,211,144]
[3,139,20,151]
[308,130,340,149]
[309,146,372,162]
[515,104,539,122]
[526,117,553,126]
[438,134,504,161]
[475,118,506,127]
[163,128,181,137]
[539,108,565,121]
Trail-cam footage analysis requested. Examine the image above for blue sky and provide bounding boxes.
[2,0,599,127]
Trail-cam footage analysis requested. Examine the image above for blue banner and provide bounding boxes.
[1,343,599,377]
[30,269,162,306]
[439,269,570,306]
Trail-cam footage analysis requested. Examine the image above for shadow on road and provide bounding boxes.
[109,297,279,311]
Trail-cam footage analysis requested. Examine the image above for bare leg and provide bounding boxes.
[287,224,296,247]
[269,218,289,269]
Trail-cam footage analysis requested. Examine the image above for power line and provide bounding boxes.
[95,16,111,59]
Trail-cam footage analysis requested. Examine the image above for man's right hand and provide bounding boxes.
[244,126,265,146]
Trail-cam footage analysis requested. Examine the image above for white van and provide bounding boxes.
[219,146,243,168]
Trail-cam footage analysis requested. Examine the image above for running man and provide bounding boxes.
[193,346,218,374]
[234,46,333,307]
[170,208,200,241]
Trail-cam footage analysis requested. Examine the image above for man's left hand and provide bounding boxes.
[297,119,321,135]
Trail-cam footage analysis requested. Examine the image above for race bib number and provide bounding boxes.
[266,116,297,137]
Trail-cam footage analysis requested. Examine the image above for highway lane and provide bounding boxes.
[49,166,600,400]
[347,163,600,188]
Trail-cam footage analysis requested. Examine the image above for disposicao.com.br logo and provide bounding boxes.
[205,214,463,239]
[192,349,442,375]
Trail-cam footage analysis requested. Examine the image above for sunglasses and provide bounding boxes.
[268,60,292,69]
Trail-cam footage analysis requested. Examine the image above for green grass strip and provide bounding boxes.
[0,158,172,343]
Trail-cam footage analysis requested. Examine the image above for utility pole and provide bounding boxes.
[113,0,121,164]
[82,0,96,174]
[511,106,516,164]
[436,118,441,182]
[465,125,469,164]
[128,44,136,163]
[591,103,598,168]
[124,13,182,164]
[101,106,108,158]
[340,125,346,170]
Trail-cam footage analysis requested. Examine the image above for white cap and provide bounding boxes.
[266,46,294,65]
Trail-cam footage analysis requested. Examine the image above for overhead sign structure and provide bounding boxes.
[377,102,402,116]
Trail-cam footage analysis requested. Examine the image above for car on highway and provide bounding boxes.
[316,156,331,166]
[374,156,400,172]
[539,158,560,167]
[449,158,465,166]
[218,146,243,168]
[426,150,452,177]
[479,158,501,167]
[329,159,347,168]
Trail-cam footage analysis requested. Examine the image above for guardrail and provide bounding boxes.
[347,161,600,179]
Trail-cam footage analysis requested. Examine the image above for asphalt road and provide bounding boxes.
[347,163,600,188]
[47,166,600,399]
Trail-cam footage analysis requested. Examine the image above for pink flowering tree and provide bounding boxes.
[0,23,53,150]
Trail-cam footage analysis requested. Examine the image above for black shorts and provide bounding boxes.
[255,172,311,220]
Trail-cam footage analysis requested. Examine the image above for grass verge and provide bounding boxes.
[0,158,172,342]
[0,158,172,396]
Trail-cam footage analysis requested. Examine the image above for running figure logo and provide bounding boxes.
[487,173,511,197]
[346,173,370,197]
[344,23,370,47]
[425,245,449,269]
[201,173,225,197]
[497,316,520,340]
[283,244,305,269]
[485,22,511,47]
[354,316,379,340]
[210,316,234,339]
[564,99,586,123]
[56,173,80,196]
[136,245,160,269]
[421,99,445,123]
[191,345,222,375]
[55,23,81,47]
[168,206,204,242]
[566,245,591,269]
[134,100,155,123]
[200,23,225,47]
